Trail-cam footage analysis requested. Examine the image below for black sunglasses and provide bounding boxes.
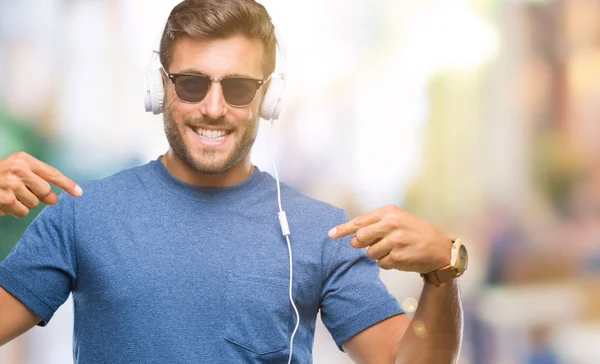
[161,67,269,107]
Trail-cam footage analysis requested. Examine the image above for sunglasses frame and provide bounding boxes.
[161,67,271,107]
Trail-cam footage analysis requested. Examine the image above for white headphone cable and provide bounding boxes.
[268,119,300,364]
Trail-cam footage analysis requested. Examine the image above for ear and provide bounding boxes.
[159,67,168,86]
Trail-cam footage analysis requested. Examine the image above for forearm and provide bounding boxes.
[394,279,463,364]
[0,286,41,346]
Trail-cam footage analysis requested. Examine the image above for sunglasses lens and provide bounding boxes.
[174,75,210,103]
[221,78,259,106]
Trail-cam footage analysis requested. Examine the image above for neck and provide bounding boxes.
[160,150,254,188]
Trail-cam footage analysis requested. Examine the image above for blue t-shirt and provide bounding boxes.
[0,157,403,363]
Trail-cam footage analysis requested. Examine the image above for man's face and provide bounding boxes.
[163,35,266,174]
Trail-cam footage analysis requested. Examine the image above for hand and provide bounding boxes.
[329,205,452,273]
[0,152,82,218]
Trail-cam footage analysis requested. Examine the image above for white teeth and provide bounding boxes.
[194,128,227,140]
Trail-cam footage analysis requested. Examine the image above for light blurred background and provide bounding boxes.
[1,0,599,363]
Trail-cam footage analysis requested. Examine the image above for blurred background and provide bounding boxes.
[1,0,599,363]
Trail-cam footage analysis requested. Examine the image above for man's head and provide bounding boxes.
[159,0,276,175]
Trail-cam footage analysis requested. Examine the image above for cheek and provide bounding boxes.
[254,91,265,113]
[229,107,258,128]
[246,96,263,122]
[164,88,181,116]
[165,92,196,122]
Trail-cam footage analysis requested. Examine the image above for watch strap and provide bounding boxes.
[421,265,456,286]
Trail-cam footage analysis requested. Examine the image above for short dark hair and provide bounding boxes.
[160,0,277,77]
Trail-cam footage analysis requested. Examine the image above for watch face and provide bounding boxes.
[459,244,468,271]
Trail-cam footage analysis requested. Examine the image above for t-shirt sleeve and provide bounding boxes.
[320,210,405,351]
[0,193,77,326]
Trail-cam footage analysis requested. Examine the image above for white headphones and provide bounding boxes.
[143,29,287,121]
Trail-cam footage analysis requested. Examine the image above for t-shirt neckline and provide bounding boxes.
[147,155,264,202]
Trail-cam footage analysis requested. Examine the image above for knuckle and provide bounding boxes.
[9,162,28,177]
[12,151,29,162]
[366,247,377,260]
[391,250,404,263]
[14,209,29,219]
[41,186,53,198]
[384,204,398,213]
[5,175,21,190]
[389,229,404,243]
[27,197,40,209]
[47,168,61,180]
[355,229,366,243]
[378,259,392,270]
[0,193,17,207]
[383,218,400,230]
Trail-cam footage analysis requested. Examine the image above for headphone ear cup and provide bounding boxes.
[260,75,285,121]
[144,68,165,115]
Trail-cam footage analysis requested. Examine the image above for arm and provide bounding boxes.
[343,280,462,364]
[330,205,465,363]
[0,286,41,346]
[395,280,462,363]
[0,152,82,346]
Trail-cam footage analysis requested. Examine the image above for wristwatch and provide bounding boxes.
[421,238,468,286]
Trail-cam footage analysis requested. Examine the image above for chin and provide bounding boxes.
[192,162,231,175]
[187,152,238,175]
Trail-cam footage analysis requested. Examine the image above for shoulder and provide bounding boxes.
[54,161,154,214]
[79,162,151,195]
[72,160,157,203]
[259,170,349,226]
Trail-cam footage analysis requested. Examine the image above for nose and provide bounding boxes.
[199,81,228,119]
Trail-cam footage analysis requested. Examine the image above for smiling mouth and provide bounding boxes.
[190,124,234,137]
[194,127,228,140]
[188,126,234,147]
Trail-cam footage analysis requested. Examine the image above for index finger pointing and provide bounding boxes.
[27,157,83,198]
[328,212,381,239]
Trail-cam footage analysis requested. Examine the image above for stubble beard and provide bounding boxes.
[163,101,259,175]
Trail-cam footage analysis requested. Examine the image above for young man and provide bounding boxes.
[0,0,466,362]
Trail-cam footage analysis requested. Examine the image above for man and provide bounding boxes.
[0,0,466,363]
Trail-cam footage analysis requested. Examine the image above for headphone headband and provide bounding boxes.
[144,27,286,120]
